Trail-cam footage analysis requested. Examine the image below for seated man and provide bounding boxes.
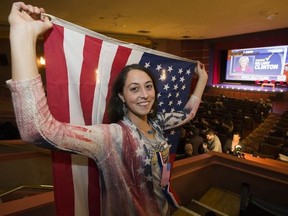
[223,132,243,155]
[203,129,222,153]
[184,140,193,158]
[175,139,194,160]
[189,127,204,156]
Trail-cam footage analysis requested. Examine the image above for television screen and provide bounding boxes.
[225,45,288,82]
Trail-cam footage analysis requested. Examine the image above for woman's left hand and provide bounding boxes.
[194,61,208,80]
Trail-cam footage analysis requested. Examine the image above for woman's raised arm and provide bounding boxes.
[182,61,208,122]
[8,2,52,81]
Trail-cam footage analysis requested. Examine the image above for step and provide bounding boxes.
[199,187,241,216]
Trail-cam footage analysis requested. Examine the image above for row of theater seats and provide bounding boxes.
[176,95,272,156]
[197,95,271,135]
[258,110,288,160]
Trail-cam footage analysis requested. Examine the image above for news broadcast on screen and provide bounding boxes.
[225,45,288,82]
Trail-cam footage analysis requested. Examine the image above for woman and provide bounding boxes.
[234,56,253,73]
[7,2,208,215]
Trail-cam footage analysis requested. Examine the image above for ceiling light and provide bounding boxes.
[266,12,279,20]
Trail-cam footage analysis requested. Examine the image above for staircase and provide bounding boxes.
[0,140,55,215]
[173,187,240,216]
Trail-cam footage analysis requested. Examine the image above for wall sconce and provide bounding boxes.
[37,56,46,67]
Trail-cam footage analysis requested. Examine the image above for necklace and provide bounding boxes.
[147,129,154,134]
[137,123,155,136]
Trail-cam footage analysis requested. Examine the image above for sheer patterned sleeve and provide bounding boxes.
[156,95,201,130]
[6,75,121,162]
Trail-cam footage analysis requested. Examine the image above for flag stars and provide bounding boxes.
[159,101,164,107]
[180,76,185,83]
[176,92,180,97]
[177,100,182,106]
[146,175,153,181]
[171,76,176,82]
[156,64,162,71]
[136,146,145,157]
[178,68,183,74]
[167,66,173,73]
[159,74,166,81]
[144,62,151,68]
[137,167,144,175]
[144,157,151,165]
[173,84,178,90]
[168,100,173,106]
[182,85,186,90]
[157,92,162,98]
[170,130,176,135]
[170,108,175,112]
[164,84,170,91]
[168,93,172,98]
[186,69,191,75]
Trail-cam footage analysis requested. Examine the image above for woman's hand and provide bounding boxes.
[194,61,208,80]
[8,2,52,37]
[9,2,52,81]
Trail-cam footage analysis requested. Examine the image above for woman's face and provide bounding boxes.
[239,59,248,69]
[119,69,155,121]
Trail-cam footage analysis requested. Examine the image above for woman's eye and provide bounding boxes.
[130,87,139,92]
[146,84,153,90]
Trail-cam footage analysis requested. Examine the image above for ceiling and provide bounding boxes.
[0,0,288,40]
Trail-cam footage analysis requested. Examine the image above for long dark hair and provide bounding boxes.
[108,64,158,123]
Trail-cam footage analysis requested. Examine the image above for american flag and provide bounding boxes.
[44,15,196,216]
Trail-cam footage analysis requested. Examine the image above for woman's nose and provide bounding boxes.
[140,88,148,98]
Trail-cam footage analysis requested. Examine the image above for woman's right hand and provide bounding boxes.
[9,2,52,81]
[8,2,52,37]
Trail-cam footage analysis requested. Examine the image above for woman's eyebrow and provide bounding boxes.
[127,80,153,87]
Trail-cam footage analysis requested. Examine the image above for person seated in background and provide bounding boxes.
[176,126,188,155]
[202,129,222,153]
[223,132,242,155]
[184,140,194,158]
[175,139,194,160]
[221,113,234,136]
[189,127,204,156]
[214,98,225,110]
[265,99,273,113]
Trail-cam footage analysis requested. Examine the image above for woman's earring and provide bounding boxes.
[122,103,127,116]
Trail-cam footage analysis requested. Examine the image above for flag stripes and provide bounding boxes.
[45,15,196,215]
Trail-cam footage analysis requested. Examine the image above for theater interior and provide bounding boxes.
[0,1,288,215]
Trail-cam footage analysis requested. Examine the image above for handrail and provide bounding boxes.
[0,191,54,216]
[0,184,53,198]
[0,139,50,155]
